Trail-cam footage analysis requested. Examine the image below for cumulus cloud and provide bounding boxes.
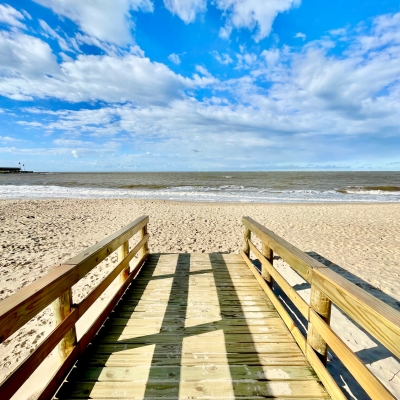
[215,0,301,42]
[168,53,181,64]
[4,11,400,169]
[163,0,207,23]
[0,31,59,99]
[34,0,154,45]
[0,31,216,104]
[0,4,29,29]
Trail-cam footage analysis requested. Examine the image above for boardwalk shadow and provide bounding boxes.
[56,252,323,399]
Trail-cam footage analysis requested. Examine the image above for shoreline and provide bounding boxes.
[1,196,400,205]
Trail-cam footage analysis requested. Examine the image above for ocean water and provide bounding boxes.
[0,172,400,203]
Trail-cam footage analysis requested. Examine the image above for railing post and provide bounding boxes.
[307,283,331,365]
[52,288,76,363]
[140,224,149,258]
[118,241,130,284]
[261,242,274,288]
[242,227,251,257]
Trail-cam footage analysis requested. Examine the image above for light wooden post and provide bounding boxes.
[140,224,149,258]
[261,242,274,288]
[118,241,130,284]
[52,288,76,362]
[242,227,251,257]
[307,284,331,365]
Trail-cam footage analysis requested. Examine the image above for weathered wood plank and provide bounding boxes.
[79,352,310,367]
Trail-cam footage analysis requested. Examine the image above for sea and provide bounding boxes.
[0,171,400,203]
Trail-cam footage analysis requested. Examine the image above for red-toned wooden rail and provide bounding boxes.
[0,215,149,400]
[241,216,400,400]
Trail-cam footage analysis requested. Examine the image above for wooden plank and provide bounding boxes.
[241,251,307,355]
[68,365,319,382]
[80,352,310,367]
[0,306,79,400]
[109,317,285,328]
[66,215,148,271]
[77,234,149,318]
[90,342,301,355]
[98,333,298,345]
[243,216,325,281]
[313,268,400,359]
[309,310,396,399]
[248,240,309,318]
[37,251,149,400]
[0,217,149,344]
[305,343,347,400]
[0,264,78,343]
[56,380,329,399]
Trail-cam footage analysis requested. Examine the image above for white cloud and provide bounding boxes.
[163,0,207,23]
[5,12,400,169]
[0,4,28,29]
[215,0,301,42]
[213,51,233,64]
[0,31,59,100]
[168,53,181,64]
[195,65,211,76]
[39,19,74,52]
[0,31,216,105]
[71,150,79,158]
[294,32,306,40]
[34,0,154,45]
[0,135,22,142]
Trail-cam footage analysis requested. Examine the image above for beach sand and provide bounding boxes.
[1,199,400,399]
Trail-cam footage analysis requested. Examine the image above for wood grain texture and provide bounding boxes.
[52,288,77,362]
[248,240,309,319]
[305,343,347,400]
[0,216,149,343]
[241,251,307,355]
[0,306,79,400]
[54,253,328,400]
[307,283,331,365]
[38,251,149,400]
[243,216,325,281]
[313,267,400,359]
[309,310,396,399]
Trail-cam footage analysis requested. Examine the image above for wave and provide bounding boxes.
[337,185,400,194]
[1,185,400,203]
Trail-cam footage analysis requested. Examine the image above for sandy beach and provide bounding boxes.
[1,199,400,399]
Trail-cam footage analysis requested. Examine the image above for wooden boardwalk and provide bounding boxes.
[55,253,328,399]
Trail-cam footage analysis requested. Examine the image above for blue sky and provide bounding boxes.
[0,0,400,171]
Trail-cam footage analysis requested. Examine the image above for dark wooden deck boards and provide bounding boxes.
[55,253,329,399]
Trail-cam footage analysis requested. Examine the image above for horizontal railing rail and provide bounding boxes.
[241,216,400,400]
[0,215,150,400]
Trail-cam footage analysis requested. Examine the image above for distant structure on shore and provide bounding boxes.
[0,167,33,174]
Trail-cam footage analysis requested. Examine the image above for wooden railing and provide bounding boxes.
[241,216,400,400]
[0,215,149,400]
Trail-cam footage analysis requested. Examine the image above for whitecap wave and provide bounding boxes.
[1,185,400,203]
